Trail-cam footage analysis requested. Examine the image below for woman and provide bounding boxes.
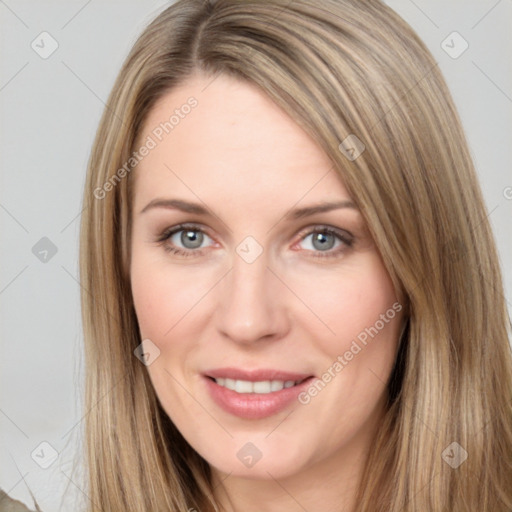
[79,0,512,510]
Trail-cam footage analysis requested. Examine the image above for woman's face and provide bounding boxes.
[130,73,403,482]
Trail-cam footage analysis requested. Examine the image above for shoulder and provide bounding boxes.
[0,490,37,512]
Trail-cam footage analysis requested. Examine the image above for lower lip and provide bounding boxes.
[203,375,315,420]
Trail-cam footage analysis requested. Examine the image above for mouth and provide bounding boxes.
[206,376,311,394]
[202,368,316,419]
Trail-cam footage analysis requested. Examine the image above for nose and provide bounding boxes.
[215,246,290,345]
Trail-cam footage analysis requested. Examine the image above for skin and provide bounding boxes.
[130,73,404,512]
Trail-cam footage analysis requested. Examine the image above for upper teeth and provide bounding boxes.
[214,378,298,394]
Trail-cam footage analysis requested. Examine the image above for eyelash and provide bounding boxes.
[155,223,354,259]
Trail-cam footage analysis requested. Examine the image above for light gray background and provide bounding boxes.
[1,1,511,510]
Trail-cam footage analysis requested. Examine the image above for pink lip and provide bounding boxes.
[204,367,313,382]
[203,367,315,420]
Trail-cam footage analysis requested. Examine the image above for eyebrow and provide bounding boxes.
[140,198,358,219]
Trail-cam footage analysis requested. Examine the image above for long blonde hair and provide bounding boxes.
[79,0,512,509]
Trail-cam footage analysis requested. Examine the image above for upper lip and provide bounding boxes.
[204,367,314,382]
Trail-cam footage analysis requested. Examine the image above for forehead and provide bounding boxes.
[133,73,350,210]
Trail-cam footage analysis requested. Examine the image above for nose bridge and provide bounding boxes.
[216,241,287,343]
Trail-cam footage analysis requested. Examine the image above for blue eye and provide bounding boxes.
[172,228,208,250]
[157,224,214,257]
[296,227,353,258]
[301,230,339,251]
[156,224,353,259]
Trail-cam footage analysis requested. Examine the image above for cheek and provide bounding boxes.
[131,269,173,341]
[289,255,401,355]
[290,259,402,451]
[130,255,210,343]
[130,261,203,404]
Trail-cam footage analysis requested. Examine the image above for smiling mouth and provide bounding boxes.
[207,376,311,394]
[203,372,316,419]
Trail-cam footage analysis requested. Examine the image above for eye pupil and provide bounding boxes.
[312,232,335,251]
[181,230,203,249]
